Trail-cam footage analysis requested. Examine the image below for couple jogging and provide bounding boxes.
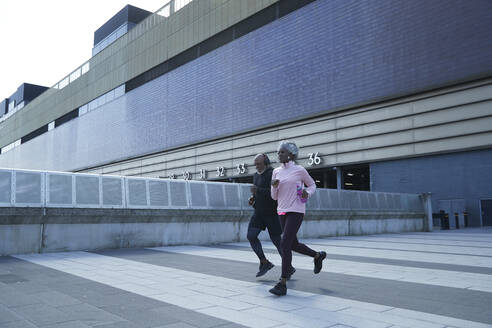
[247,140,326,296]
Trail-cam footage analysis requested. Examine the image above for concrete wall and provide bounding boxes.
[0,207,424,256]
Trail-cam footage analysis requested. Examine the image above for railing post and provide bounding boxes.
[420,192,433,232]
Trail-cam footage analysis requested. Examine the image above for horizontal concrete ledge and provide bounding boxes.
[0,207,424,225]
[0,207,425,255]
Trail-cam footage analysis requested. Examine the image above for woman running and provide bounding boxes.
[269,140,326,296]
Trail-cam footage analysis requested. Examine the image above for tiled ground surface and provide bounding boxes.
[1,228,492,327]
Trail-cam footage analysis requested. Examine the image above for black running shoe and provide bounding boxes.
[287,266,296,280]
[314,251,326,274]
[269,281,287,296]
[256,261,274,277]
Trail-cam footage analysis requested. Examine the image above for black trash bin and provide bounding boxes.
[433,211,449,230]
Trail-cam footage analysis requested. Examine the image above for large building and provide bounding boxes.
[0,0,491,226]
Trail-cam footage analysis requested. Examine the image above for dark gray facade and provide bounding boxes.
[371,149,492,227]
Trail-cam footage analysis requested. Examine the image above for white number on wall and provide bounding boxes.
[216,166,225,177]
[307,152,322,166]
[182,171,191,180]
[169,173,176,179]
[199,169,207,180]
[236,163,246,175]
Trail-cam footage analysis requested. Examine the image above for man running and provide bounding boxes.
[247,153,285,277]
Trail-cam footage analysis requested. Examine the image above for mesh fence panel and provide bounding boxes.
[15,171,42,205]
[340,191,351,209]
[348,192,361,209]
[127,179,148,207]
[224,184,240,208]
[189,182,207,207]
[76,175,100,206]
[408,194,424,211]
[391,194,401,210]
[241,184,252,209]
[149,180,169,207]
[207,183,225,208]
[368,192,378,209]
[48,174,73,206]
[328,190,340,209]
[169,181,188,207]
[359,192,370,209]
[377,193,389,209]
[318,189,330,209]
[306,191,320,210]
[102,177,123,206]
[0,170,12,205]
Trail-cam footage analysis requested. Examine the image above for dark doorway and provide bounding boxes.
[481,199,492,226]
[342,165,370,191]
[308,167,337,189]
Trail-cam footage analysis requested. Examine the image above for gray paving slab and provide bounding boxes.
[30,291,83,307]
[0,320,37,328]
[8,303,73,326]
[56,303,125,326]
[0,290,43,308]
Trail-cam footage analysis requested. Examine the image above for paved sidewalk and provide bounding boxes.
[1,228,492,327]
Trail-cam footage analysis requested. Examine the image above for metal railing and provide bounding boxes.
[0,168,424,212]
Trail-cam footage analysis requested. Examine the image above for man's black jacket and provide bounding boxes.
[252,166,278,216]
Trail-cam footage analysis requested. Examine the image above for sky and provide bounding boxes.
[0,0,165,99]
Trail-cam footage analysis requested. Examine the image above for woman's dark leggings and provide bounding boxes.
[279,212,317,278]
[247,227,282,261]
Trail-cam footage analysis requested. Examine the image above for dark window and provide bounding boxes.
[55,108,79,127]
[21,125,49,144]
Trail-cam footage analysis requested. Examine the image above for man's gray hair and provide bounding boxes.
[277,140,299,160]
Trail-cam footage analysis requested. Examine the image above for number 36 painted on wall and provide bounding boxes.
[307,152,322,166]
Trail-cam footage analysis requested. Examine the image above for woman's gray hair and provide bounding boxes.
[278,140,299,160]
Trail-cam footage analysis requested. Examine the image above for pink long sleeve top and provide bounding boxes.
[271,161,316,214]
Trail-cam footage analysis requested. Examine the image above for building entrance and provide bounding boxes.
[307,164,370,191]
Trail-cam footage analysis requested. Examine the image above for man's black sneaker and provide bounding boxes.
[314,251,326,274]
[269,281,287,296]
[287,266,296,280]
[256,261,274,277]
